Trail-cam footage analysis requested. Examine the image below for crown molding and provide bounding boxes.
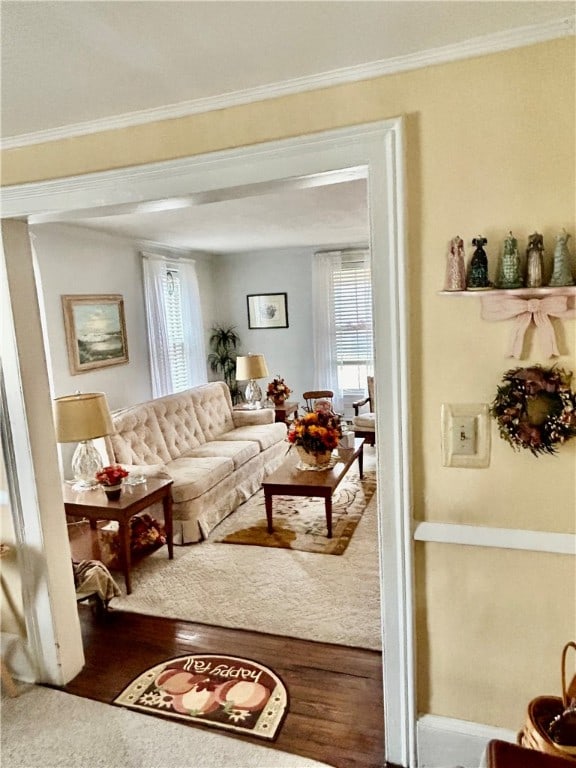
[1,16,573,151]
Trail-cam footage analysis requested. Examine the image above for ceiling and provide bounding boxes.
[3,1,574,253]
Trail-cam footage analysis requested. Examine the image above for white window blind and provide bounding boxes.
[163,268,189,392]
[333,252,373,395]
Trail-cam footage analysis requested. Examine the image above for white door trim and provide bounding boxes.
[1,119,415,766]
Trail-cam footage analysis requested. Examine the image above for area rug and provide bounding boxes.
[114,654,288,742]
[212,468,376,555]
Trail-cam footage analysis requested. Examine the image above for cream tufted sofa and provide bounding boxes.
[105,382,288,544]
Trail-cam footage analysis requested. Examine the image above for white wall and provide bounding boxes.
[32,223,152,410]
[213,247,317,406]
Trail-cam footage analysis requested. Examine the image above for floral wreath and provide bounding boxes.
[490,365,576,456]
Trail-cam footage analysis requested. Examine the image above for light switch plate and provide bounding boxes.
[441,403,490,468]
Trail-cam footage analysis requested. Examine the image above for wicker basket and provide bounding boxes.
[519,642,576,761]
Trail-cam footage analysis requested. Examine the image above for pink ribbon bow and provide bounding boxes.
[480,294,576,358]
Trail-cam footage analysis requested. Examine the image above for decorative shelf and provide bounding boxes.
[437,286,576,359]
[437,286,576,298]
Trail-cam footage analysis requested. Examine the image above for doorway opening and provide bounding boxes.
[0,119,414,766]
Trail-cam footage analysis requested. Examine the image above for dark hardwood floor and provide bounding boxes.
[63,606,386,768]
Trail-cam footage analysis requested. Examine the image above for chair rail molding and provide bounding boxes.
[414,521,576,555]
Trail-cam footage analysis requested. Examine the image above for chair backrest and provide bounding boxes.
[302,390,334,413]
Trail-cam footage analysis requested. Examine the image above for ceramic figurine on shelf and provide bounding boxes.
[496,231,523,289]
[466,236,491,289]
[548,228,574,286]
[525,232,544,288]
[444,235,467,291]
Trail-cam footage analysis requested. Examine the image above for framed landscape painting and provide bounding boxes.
[247,293,288,329]
[62,294,129,374]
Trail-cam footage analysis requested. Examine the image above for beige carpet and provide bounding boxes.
[1,685,330,768]
[110,450,381,651]
[213,468,376,555]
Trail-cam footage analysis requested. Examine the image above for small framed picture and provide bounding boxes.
[62,294,129,374]
[247,293,288,329]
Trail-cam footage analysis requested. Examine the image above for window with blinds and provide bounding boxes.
[163,268,189,392]
[333,253,373,392]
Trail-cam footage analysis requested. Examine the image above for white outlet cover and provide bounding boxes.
[441,403,491,468]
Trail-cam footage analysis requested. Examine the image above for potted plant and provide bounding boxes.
[207,325,242,403]
[96,464,129,500]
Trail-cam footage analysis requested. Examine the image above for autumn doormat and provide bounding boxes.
[211,469,376,555]
[114,654,288,741]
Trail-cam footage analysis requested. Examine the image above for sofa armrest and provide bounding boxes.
[352,396,370,416]
[124,463,171,480]
[232,409,275,427]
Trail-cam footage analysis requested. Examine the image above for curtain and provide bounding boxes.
[178,259,207,388]
[142,255,174,397]
[312,251,343,414]
[142,253,207,398]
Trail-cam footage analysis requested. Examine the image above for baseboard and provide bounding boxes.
[417,714,517,768]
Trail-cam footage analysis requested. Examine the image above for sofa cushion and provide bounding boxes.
[167,456,234,503]
[185,440,259,470]
[232,409,275,427]
[218,422,287,451]
[353,413,375,429]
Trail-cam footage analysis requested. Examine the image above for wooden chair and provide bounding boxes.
[352,376,375,446]
[302,390,334,413]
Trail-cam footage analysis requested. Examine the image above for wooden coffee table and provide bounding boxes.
[262,438,365,538]
[63,477,173,594]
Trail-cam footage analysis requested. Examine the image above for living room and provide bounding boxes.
[1,4,575,767]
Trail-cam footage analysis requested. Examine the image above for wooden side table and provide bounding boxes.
[63,477,173,594]
[273,401,298,423]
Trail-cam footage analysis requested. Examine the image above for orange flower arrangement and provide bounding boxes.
[287,410,342,453]
[267,375,291,403]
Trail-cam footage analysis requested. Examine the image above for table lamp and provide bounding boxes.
[235,354,269,409]
[53,392,114,489]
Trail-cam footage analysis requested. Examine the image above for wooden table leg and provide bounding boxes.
[325,495,333,538]
[265,491,273,533]
[89,519,97,530]
[358,442,364,478]
[163,490,174,559]
[118,520,132,594]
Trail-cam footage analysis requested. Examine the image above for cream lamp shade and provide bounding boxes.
[235,354,269,409]
[53,392,113,443]
[53,392,113,489]
[235,354,269,381]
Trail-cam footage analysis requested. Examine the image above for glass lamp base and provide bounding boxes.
[71,440,103,489]
[244,379,263,409]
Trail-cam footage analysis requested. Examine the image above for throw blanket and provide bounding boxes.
[73,559,121,605]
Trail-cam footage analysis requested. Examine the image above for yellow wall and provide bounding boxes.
[2,38,575,730]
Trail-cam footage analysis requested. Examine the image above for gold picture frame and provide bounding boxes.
[62,294,129,374]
